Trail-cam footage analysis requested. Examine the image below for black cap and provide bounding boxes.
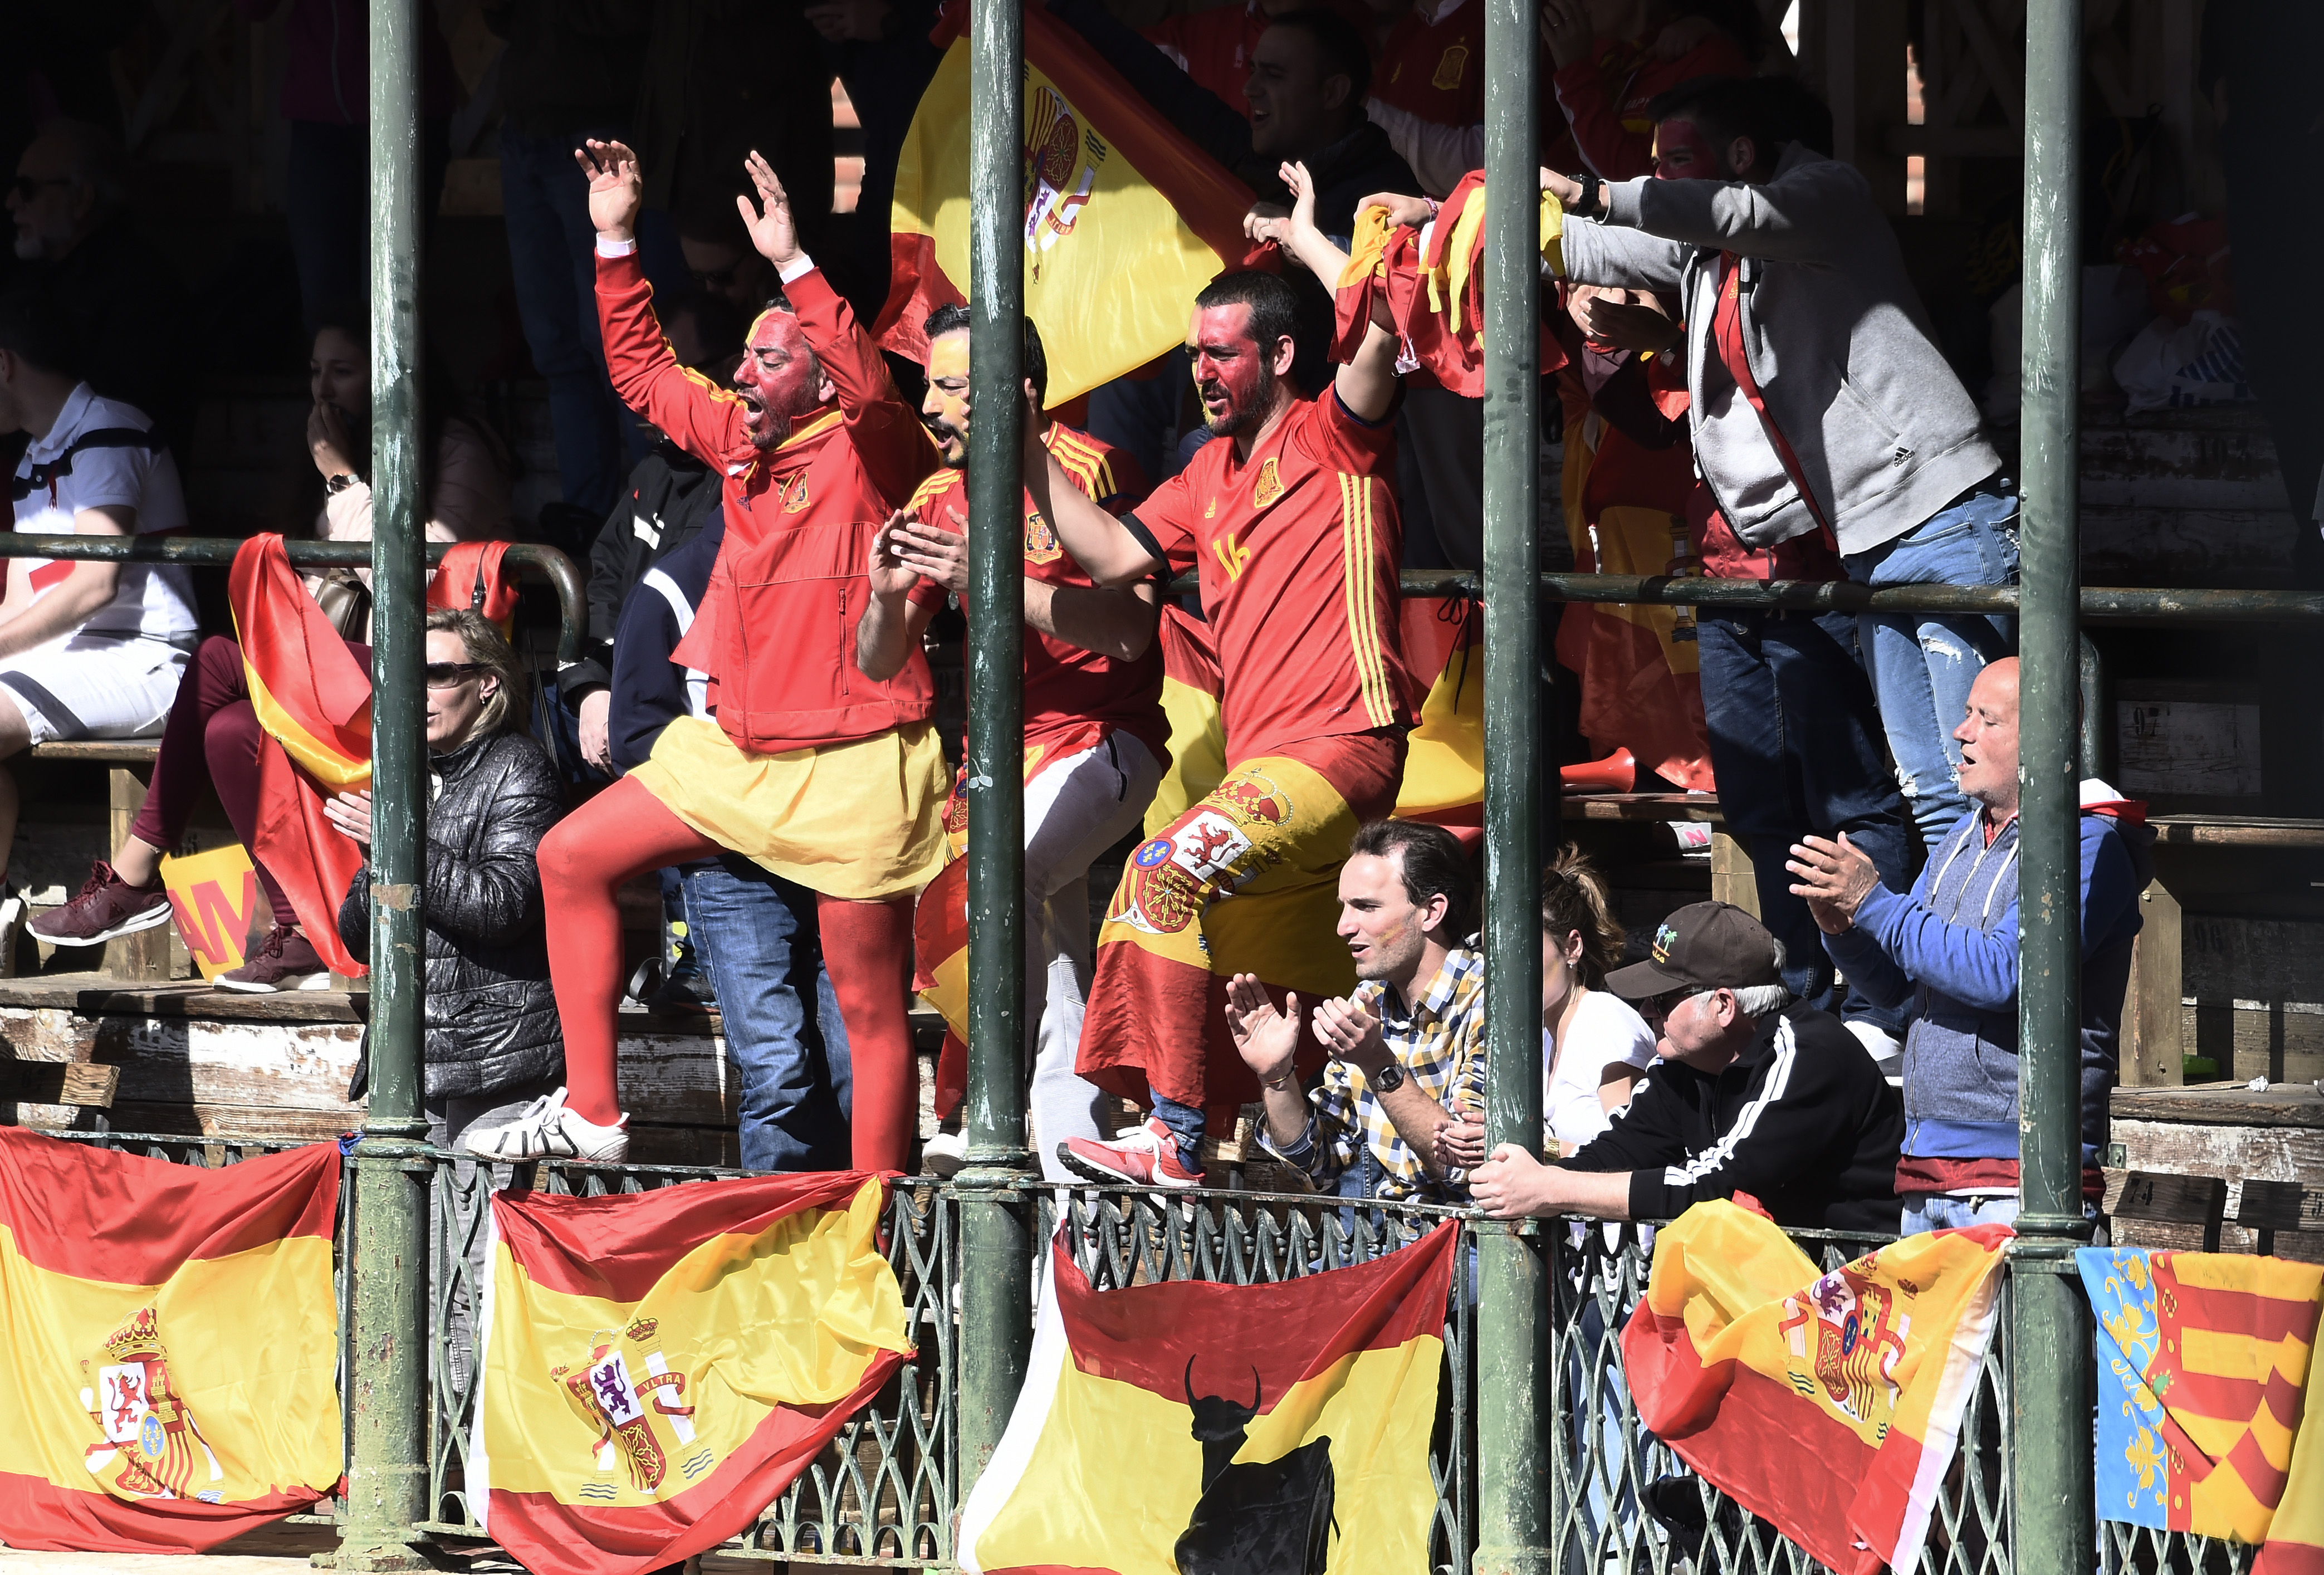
[1604,901,1782,999]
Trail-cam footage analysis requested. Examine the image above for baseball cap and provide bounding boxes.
[1604,901,1781,999]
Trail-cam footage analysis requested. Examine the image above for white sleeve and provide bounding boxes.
[61,444,146,517]
[1366,96,1485,202]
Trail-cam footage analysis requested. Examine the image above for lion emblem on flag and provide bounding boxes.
[79,1305,224,1502]
[554,1316,704,1494]
[1024,81,1107,273]
[1110,774,1293,936]
[1775,1264,1911,1427]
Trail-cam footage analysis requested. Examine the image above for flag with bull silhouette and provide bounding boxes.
[960,1221,1457,1575]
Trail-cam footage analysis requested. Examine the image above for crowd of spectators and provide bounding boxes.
[0,0,2158,1239]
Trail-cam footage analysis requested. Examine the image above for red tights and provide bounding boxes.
[535,775,918,1172]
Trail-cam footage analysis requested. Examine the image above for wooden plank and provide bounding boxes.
[2147,817,2324,849]
[1710,832,1759,917]
[1564,794,1725,824]
[0,1060,119,1106]
[2079,506,2296,588]
[2111,1085,2324,1128]
[2113,1171,2227,1250]
[2117,693,2262,802]
[2237,1180,2316,1235]
[2106,1117,2324,1261]
[2122,879,2181,1087]
[25,742,165,764]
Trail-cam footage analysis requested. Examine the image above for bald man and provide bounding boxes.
[1784,658,2153,1236]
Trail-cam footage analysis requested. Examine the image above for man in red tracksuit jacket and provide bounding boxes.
[463,141,943,1169]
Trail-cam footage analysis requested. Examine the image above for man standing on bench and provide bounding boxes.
[0,285,195,947]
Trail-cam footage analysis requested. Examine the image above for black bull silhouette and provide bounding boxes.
[1172,1357,1337,1575]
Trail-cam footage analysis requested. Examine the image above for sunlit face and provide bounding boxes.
[423,628,497,752]
[310,327,370,427]
[1336,851,1439,985]
[732,307,830,450]
[922,331,972,467]
[1244,25,1346,160]
[1638,985,1738,1072]
[1651,117,1730,181]
[1186,304,1288,439]
[1953,659,2021,814]
[1540,927,1584,1022]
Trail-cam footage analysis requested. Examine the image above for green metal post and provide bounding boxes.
[956,0,1035,1496]
[1476,1,1551,1573]
[2014,1,2095,1569]
[336,0,430,1566]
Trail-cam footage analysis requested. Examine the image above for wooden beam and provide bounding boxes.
[2113,1171,2227,1251]
[2123,878,2183,1087]
[0,1059,120,1107]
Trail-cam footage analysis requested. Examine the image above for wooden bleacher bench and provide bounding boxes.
[18,740,170,984]
[2113,1170,2229,1253]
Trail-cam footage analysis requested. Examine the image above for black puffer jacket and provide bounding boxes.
[339,730,565,1102]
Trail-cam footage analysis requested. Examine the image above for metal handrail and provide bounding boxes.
[0,533,589,666]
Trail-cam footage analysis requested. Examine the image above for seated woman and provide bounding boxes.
[332,609,564,1144]
[30,316,513,989]
[1539,845,1657,1153]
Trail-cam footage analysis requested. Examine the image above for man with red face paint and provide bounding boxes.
[1030,163,1415,1189]
[462,142,943,1168]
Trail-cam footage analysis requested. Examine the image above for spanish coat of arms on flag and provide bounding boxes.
[0,1128,344,1553]
[470,1170,912,1575]
[960,1220,1457,1575]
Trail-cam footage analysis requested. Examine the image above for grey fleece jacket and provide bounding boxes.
[1557,145,2003,556]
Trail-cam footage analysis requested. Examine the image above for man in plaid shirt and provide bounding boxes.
[1227,820,1485,1204]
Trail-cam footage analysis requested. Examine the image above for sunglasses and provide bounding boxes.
[9,175,71,203]
[1638,989,1692,1021]
[423,662,484,689]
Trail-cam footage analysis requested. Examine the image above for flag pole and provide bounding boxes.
[337,0,430,1566]
[2012,0,2095,1566]
[958,0,1036,1493]
[1476,0,1552,1572]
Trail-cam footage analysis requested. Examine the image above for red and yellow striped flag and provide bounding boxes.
[472,1171,912,1575]
[1624,1201,2012,1575]
[877,3,1262,403]
[0,1129,343,1553]
[960,1222,1456,1575]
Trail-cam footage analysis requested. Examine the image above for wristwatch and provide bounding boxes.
[1569,173,1603,218]
[326,472,359,495]
[1368,1060,1407,1094]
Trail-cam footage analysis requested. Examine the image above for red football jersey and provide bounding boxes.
[1373,0,1485,126]
[906,423,1166,762]
[1126,393,1412,764]
[1145,0,1379,119]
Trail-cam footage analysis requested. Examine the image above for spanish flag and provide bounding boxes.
[960,1221,1456,1575]
[877,3,1260,403]
[471,1171,912,1575]
[1623,1200,2012,1575]
[2079,1246,2324,1568]
[0,1129,343,1552]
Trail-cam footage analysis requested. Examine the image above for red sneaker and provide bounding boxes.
[28,861,173,947]
[216,927,331,993]
[1057,1118,1204,1188]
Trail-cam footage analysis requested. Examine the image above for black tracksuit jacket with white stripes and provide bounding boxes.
[1564,1002,1906,1236]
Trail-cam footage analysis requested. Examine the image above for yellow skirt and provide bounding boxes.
[628,717,950,901]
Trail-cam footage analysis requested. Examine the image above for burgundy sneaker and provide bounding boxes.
[216,927,332,993]
[28,861,173,947]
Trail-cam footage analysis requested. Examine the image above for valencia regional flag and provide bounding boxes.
[0,1129,343,1553]
[1623,1201,2010,1575]
[960,1221,1456,1575]
[471,1171,912,1575]
[877,2,1261,403]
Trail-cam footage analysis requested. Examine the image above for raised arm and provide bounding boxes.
[1257,163,1403,424]
[579,140,747,466]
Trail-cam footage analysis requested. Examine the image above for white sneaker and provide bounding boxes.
[1845,1019,1905,1075]
[921,1130,967,1178]
[460,1086,630,1163]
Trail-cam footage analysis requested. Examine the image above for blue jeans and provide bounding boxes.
[1843,486,2020,851]
[1900,1192,2021,1235]
[1696,608,1911,1032]
[681,857,852,1172]
[498,125,685,517]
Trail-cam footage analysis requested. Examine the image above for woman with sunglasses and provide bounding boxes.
[326,609,564,1147]
[30,317,512,987]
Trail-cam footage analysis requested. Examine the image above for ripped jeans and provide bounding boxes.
[1843,483,2020,852]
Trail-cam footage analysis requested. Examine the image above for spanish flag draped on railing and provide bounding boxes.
[228,534,371,977]
[960,1221,1456,1575]
[1623,1200,2012,1575]
[2079,1246,2324,1570]
[875,1,1262,403]
[0,1129,343,1552]
[471,1171,912,1575]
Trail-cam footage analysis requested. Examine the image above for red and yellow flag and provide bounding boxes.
[1623,1200,2012,1575]
[960,1222,1456,1575]
[472,1171,912,1575]
[877,3,1261,403]
[0,1129,343,1553]
[2080,1245,2324,1568]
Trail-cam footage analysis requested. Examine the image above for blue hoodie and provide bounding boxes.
[1822,800,2149,1179]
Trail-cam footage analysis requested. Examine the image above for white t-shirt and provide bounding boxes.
[1543,989,1659,1150]
[11,384,195,642]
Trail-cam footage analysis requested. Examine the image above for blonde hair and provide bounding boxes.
[1539,843,1625,988]
[425,606,526,746]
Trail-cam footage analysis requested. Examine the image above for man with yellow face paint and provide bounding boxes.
[855,305,1168,1181]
